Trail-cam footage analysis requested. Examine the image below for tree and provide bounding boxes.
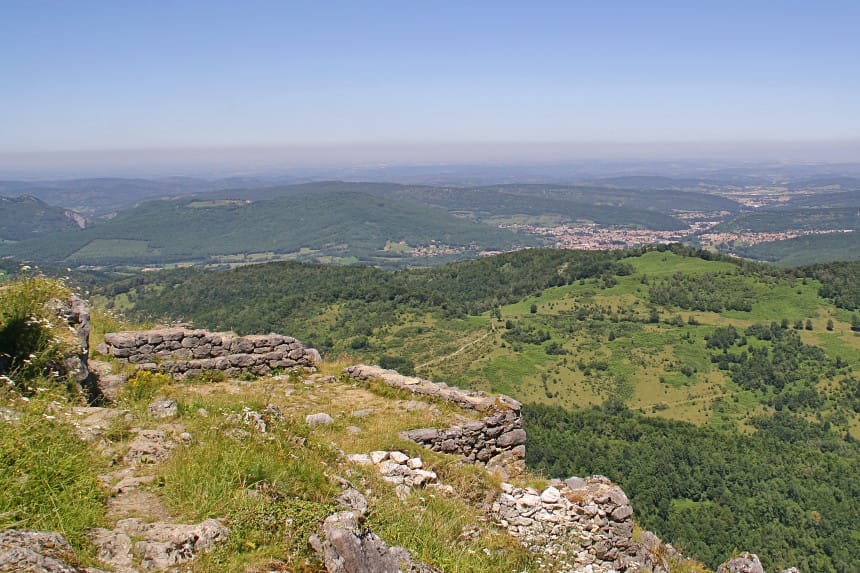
[827,319,835,331]
[530,303,538,314]
[852,314,860,333]
[805,319,813,331]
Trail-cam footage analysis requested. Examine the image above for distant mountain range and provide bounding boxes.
[3,175,860,269]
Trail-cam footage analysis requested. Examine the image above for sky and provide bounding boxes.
[2,0,859,168]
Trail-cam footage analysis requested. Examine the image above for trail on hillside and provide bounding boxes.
[416,326,495,370]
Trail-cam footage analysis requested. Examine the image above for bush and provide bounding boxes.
[120,371,170,403]
[378,355,415,376]
[0,275,76,393]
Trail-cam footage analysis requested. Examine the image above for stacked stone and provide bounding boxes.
[490,476,641,573]
[100,328,321,378]
[345,364,526,469]
[347,451,441,489]
[344,364,520,412]
[400,407,526,464]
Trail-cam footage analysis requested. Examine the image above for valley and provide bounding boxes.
[2,174,859,270]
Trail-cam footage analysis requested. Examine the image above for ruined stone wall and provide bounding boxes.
[100,328,321,378]
[344,364,526,471]
[491,476,646,572]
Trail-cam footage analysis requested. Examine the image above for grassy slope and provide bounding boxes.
[100,249,860,436]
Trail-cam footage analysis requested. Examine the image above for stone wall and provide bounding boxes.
[344,364,526,474]
[99,328,321,378]
[491,475,646,573]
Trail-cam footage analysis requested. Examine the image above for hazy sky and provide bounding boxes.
[2,1,859,163]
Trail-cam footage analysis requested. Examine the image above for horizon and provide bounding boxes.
[2,1,859,176]
[2,140,860,179]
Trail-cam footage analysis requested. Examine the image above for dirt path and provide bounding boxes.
[416,327,495,370]
[70,405,228,573]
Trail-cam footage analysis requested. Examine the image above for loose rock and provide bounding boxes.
[306,412,334,426]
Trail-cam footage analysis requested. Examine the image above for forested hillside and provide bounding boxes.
[714,207,860,233]
[526,404,860,572]
[0,195,85,240]
[0,191,537,267]
[734,232,860,266]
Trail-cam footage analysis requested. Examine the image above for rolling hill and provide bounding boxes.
[0,190,538,267]
[713,207,860,233]
[734,232,860,266]
[0,195,86,241]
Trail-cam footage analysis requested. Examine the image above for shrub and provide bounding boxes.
[120,371,170,403]
[0,275,73,391]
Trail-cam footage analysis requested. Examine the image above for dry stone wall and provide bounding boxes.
[491,476,647,573]
[100,328,321,378]
[344,364,526,475]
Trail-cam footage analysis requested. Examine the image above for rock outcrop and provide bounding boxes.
[309,512,439,573]
[0,529,105,573]
[716,552,765,573]
[100,328,321,378]
[90,518,228,572]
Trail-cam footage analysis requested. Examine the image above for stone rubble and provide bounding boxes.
[224,404,285,434]
[85,414,228,572]
[346,451,445,491]
[101,328,321,378]
[490,475,643,573]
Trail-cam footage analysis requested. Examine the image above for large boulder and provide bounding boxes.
[716,552,765,573]
[309,512,438,573]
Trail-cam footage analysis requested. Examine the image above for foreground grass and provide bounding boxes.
[0,392,107,550]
